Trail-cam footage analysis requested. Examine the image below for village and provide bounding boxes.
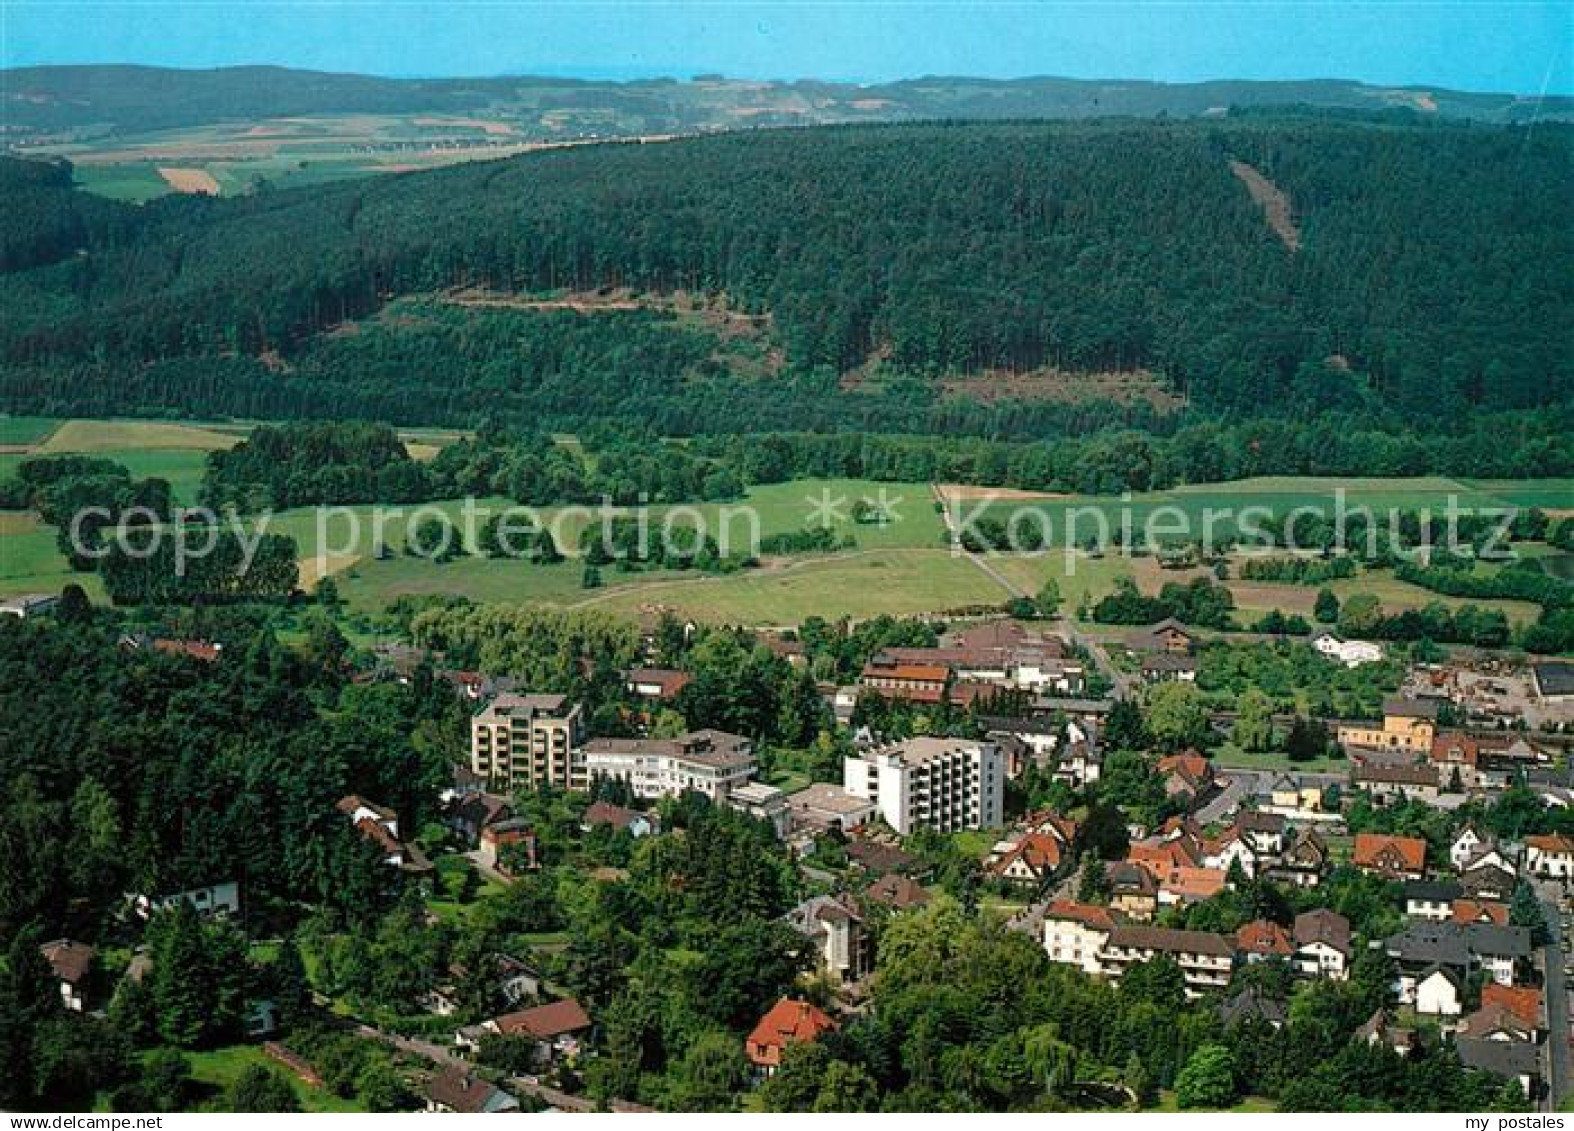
[22,584,1573,1113]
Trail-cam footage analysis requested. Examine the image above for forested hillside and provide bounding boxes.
[1,117,1570,437]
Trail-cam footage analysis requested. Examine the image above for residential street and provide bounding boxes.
[1535,881,1571,1112]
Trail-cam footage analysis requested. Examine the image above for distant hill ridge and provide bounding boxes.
[2,63,1568,141]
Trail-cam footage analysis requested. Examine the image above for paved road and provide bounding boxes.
[359,1019,655,1113]
[1055,619,1135,701]
[1193,768,1345,825]
[1535,881,1571,1111]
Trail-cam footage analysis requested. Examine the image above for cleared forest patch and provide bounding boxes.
[939,365,1183,410]
[1229,159,1301,251]
[157,166,221,194]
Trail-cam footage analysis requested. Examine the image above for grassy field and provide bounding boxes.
[0,424,1565,627]
[582,548,1008,625]
[0,416,61,447]
[1211,742,1347,774]
[986,552,1135,609]
[178,1044,361,1112]
[971,475,1561,547]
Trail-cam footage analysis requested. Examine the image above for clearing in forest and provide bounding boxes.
[1229,159,1301,251]
[157,166,222,194]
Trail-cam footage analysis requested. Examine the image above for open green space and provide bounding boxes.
[1,423,1565,630]
[973,476,1557,548]
[176,1044,362,1113]
[0,416,60,446]
[584,548,1008,625]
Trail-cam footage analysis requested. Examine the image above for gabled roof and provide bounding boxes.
[1293,909,1351,956]
[1043,900,1115,932]
[989,832,1066,878]
[1459,1002,1536,1042]
[1352,763,1440,787]
[425,1066,517,1114]
[1456,1037,1541,1082]
[491,997,592,1040]
[1129,837,1202,871]
[1157,751,1212,786]
[40,939,94,985]
[1462,923,1532,959]
[1404,879,1464,903]
[1450,899,1509,927]
[583,800,653,831]
[1482,982,1543,1028]
[745,998,836,1067]
[863,874,931,910]
[337,794,397,822]
[625,667,692,697]
[1352,833,1427,873]
[1157,865,1229,902]
[1108,861,1158,896]
[1219,986,1287,1028]
[1383,696,1441,720]
[785,894,863,935]
[1236,919,1293,956]
[1105,925,1235,958]
[1236,810,1287,835]
[1526,832,1574,856]
[1385,922,1471,967]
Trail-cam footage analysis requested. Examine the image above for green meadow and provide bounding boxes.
[0,419,1566,626]
[971,476,1565,548]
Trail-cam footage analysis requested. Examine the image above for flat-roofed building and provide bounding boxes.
[470,693,586,791]
[843,737,1004,835]
[583,729,756,802]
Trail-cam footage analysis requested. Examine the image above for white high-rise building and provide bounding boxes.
[842,737,1004,835]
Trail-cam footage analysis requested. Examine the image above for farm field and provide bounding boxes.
[49,113,630,201]
[582,549,1010,625]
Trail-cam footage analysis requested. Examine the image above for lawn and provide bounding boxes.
[585,548,1011,626]
[0,416,60,446]
[1211,741,1347,774]
[178,1044,361,1112]
[1149,1090,1275,1112]
[425,853,509,923]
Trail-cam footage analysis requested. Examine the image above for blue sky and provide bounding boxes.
[1,1,1569,95]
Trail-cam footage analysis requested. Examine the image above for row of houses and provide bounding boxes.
[1041,904,1353,997]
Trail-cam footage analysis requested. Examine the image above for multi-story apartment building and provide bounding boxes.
[470,694,586,791]
[842,737,1004,835]
[1042,901,1115,976]
[582,729,757,801]
[1097,926,1236,999]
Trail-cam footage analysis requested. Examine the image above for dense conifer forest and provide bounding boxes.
[1,116,1569,460]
